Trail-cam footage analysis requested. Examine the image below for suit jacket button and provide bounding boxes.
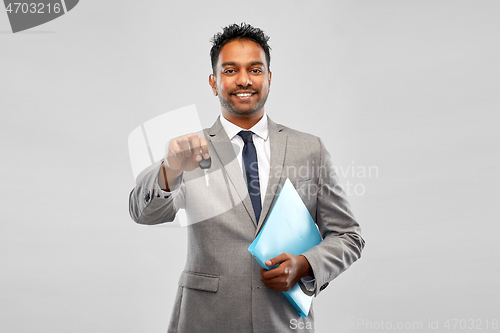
[320,282,329,291]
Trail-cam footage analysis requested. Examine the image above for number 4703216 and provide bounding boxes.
[5,2,62,14]
[443,319,498,330]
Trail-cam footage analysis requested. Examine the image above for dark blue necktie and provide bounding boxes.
[238,131,262,222]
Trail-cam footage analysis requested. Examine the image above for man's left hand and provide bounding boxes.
[260,253,313,292]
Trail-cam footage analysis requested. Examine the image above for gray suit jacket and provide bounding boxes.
[129,116,364,333]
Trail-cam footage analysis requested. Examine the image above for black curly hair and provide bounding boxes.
[210,23,271,74]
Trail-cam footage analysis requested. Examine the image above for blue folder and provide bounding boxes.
[248,178,322,317]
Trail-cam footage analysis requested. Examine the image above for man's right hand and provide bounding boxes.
[159,133,210,191]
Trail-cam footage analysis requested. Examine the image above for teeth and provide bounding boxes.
[236,93,252,97]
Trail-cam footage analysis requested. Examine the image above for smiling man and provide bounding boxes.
[129,23,364,333]
[209,37,271,126]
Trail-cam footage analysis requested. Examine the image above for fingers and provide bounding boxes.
[200,136,210,160]
[260,266,293,292]
[261,262,290,280]
[177,136,191,157]
[262,253,293,279]
[260,253,301,292]
[166,133,210,172]
[265,253,291,268]
[261,267,280,280]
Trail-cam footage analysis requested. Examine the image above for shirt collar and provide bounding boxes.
[220,113,269,141]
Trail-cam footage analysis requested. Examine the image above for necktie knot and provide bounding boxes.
[238,131,254,144]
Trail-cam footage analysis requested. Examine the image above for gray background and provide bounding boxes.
[1,1,499,332]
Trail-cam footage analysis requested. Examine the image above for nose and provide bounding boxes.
[235,71,252,86]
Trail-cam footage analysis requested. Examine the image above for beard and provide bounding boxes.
[218,88,270,116]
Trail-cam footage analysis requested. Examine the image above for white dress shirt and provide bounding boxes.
[219,114,270,206]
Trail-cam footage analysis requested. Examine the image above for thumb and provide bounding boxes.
[266,253,288,267]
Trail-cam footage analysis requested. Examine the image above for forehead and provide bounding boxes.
[217,39,266,68]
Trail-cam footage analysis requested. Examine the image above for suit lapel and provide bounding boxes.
[256,117,287,234]
[206,117,258,226]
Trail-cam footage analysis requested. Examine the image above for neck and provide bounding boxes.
[222,110,264,129]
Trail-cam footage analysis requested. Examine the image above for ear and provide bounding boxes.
[209,74,218,96]
[268,71,272,87]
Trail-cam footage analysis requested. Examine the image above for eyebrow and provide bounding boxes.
[221,61,266,68]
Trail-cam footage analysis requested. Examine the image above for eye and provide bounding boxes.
[251,69,262,74]
[223,69,236,74]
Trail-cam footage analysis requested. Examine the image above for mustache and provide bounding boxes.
[230,88,259,94]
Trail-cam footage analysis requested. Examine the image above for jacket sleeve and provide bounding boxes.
[301,138,365,297]
[128,160,185,225]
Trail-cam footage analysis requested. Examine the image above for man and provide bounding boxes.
[129,23,364,333]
